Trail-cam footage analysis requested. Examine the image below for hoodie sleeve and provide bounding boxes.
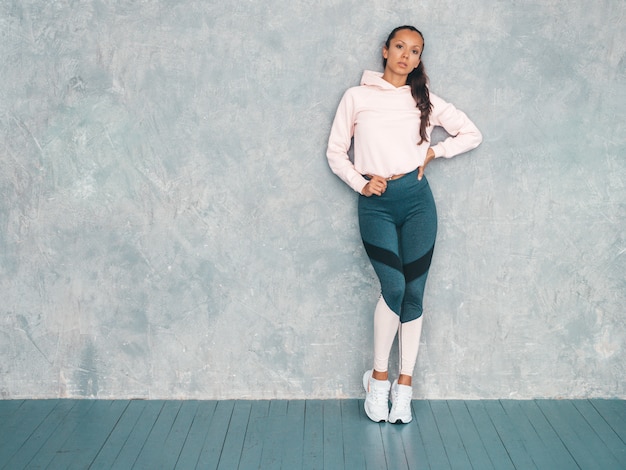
[429,93,483,159]
[326,90,369,194]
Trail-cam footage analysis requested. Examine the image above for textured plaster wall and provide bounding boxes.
[1,0,624,399]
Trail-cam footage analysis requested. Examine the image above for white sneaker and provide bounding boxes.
[389,380,413,424]
[362,370,390,422]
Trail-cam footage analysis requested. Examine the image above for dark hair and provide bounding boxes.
[383,25,432,145]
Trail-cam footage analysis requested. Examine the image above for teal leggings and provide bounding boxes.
[358,170,437,323]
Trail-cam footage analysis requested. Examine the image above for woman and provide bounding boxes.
[326,25,482,423]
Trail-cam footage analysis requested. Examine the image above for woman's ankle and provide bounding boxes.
[398,374,412,386]
[372,369,389,381]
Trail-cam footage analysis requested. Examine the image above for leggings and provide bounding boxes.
[358,170,437,322]
[358,170,437,375]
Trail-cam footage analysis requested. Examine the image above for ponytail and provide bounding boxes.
[407,62,432,145]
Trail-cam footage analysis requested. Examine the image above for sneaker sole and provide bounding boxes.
[389,416,412,424]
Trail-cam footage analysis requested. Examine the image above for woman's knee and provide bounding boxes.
[381,284,405,314]
[400,283,425,322]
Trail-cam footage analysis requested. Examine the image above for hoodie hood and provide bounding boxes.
[360,70,408,90]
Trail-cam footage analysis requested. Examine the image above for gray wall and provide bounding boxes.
[1,0,624,399]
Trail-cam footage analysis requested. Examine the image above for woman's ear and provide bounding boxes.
[382,46,388,60]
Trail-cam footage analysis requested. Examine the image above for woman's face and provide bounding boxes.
[383,29,423,78]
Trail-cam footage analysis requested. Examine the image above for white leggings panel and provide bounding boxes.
[373,296,399,373]
[372,296,423,376]
[398,315,423,376]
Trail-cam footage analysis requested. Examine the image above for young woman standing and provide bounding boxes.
[327,25,482,423]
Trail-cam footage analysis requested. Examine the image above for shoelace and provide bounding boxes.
[392,387,412,409]
[370,384,389,405]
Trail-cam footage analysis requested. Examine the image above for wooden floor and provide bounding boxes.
[0,399,624,469]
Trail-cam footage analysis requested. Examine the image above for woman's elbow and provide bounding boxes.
[472,129,483,148]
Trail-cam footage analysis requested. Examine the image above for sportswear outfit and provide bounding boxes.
[327,70,481,422]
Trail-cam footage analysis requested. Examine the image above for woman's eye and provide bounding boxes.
[396,44,403,49]
[412,50,420,55]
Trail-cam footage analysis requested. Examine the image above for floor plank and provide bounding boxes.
[483,400,538,469]
[2,400,77,470]
[464,400,515,470]
[133,401,184,469]
[0,399,624,470]
[519,400,579,469]
[0,399,62,465]
[574,400,626,468]
[217,400,252,470]
[395,411,429,470]
[0,399,24,421]
[174,400,219,469]
[24,399,96,469]
[499,400,558,469]
[110,400,165,468]
[281,400,306,469]
[158,400,201,470]
[237,400,270,470]
[357,399,389,470]
[591,399,626,443]
[195,400,235,469]
[322,400,344,469]
[446,400,494,470]
[380,421,411,470]
[430,400,473,470]
[90,400,147,469]
[341,399,367,469]
[302,399,324,470]
[47,400,128,470]
[537,399,623,470]
[257,400,287,469]
[412,400,451,469]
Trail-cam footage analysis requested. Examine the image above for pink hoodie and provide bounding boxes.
[327,70,482,193]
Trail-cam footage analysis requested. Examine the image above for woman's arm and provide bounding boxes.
[428,93,483,159]
[417,147,436,181]
[326,91,370,194]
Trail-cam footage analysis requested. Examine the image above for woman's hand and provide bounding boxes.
[418,148,436,180]
[362,175,388,197]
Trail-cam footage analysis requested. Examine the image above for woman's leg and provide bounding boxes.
[373,295,400,377]
[359,194,405,376]
[398,316,424,383]
[397,179,437,383]
[358,194,405,422]
[389,311,424,423]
